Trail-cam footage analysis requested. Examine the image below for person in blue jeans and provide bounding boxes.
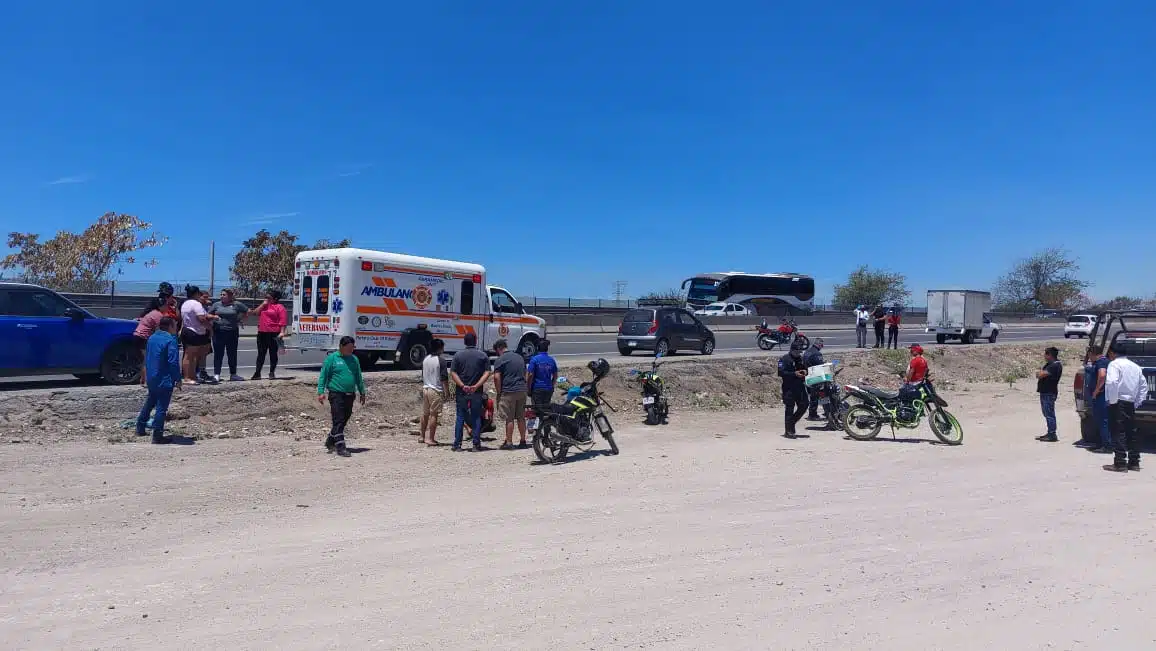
[137,316,183,444]
[1085,346,1112,452]
[450,333,492,452]
[1035,347,1063,442]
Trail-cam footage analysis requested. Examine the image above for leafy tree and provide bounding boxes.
[1,212,165,292]
[993,248,1088,312]
[832,266,910,310]
[1087,296,1147,313]
[229,230,351,296]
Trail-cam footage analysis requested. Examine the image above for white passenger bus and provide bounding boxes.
[681,272,815,315]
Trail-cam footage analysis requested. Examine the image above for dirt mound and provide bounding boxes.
[0,342,1082,444]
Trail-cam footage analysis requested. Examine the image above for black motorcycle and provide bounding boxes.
[529,358,620,463]
[629,353,668,425]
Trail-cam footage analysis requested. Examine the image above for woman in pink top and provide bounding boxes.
[134,299,166,385]
[252,289,288,379]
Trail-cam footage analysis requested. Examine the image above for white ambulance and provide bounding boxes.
[291,248,547,369]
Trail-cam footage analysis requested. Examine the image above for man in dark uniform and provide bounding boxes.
[803,338,826,421]
[778,342,809,438]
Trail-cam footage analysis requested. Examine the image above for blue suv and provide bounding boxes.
[0,283,142,384]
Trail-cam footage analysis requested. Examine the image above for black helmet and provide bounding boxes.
[157,282,174,297]
[588,358,610,380]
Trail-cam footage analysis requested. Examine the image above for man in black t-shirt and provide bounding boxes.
[1035,346,1063,442]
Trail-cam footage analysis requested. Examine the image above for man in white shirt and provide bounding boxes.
[853,305,870,348]
[420,339,450,447]
[1103,341,1147,473]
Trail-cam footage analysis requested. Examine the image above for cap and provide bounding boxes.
[909,344,924,354]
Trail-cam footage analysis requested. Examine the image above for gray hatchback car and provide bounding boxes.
[617,307,716,356]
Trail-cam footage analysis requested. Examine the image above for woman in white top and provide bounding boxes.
[179,285,219,385]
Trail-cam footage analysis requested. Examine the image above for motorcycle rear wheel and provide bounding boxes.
[532,423,569,463]
[757,335,775,351]
[794,333,810,350]
[844,405,884,441]
[645,405,659,425]
[929,406,964,446]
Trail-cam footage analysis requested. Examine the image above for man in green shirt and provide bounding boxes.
[317,336,367,457]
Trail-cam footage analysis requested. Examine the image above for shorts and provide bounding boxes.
[133,335,148,354]
[422,387,445,417]
[181,329,211,347]
[498,392,527,423]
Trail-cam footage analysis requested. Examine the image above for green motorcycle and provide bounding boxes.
[841,376,963,445]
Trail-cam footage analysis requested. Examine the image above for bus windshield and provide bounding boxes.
[686,279,720,304]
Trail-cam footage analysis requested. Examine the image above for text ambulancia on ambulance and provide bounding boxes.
[291,248,547,370]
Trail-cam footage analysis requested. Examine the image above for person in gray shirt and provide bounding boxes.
[209,289,250,381]
[450,332,492,451]
[492,339,529,450]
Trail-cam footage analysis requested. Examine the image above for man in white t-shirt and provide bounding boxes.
[178,286,218,384]
[853,305,871,348]
[420,339,451,446]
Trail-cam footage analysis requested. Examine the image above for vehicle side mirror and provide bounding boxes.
[515,301,524,313]
[64,307,85,321]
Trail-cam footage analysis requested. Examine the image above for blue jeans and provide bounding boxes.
[1039,393,1058,435]
[453,392,484,449]
[137,386,174,437]
[1092,395,1111,447]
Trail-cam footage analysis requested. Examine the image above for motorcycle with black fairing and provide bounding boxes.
[528,358,620,463]
[629,352,669,425]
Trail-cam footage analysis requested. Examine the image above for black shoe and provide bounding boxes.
[251,373,261,381]
[1128,462,1141,471]
[152,435,173,445]
[1036,434,1059,442]
[499,442,515,450]
[806,414,821,421]
[269,371,277,380]
[451,445,462,452]
[1090,447,1114,454]
[1074,440,1097,448]
[470,444,484,452]
[1103,464,1128,473]
[325,438,336,453]
[336,446,351,457]
[784,432,798,439]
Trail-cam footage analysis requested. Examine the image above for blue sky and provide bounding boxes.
[2,0,1153,302]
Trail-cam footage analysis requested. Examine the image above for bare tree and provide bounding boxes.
[1,213,165,292]
[993,248,1089,312]
[230,230,351,296]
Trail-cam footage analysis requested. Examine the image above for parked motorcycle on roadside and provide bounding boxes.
[841,374,963,445]
[528,358,620,463]
[809,364,850,431]
[628,352,669,425]
[756,318,810,351]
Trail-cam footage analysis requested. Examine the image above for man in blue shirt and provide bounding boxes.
[526,339,559,407]
[136,317,183,444]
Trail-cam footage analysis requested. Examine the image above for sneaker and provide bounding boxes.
[470,444,484,452]
[1103,464,1128,473]
[229,375,245,382]
[336,447,351,457]
[269,371,277,380]
[1128,462,1141,471]
[251,373,262,381]
[784,432,798,439]
[213,374,221,383]
[1036,434,1059,442]
[451,445,462,452]
[499,442,515,451]
[1074,440,1097,448]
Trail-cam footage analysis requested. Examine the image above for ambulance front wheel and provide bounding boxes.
[355,351,379,369]
[517,335,540,358]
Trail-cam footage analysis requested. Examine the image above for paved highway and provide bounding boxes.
[0,325,1067,389]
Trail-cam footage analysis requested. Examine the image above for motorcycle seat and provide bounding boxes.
[865,387,899,400]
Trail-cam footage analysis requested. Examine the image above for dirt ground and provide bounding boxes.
[3,374,1155,649]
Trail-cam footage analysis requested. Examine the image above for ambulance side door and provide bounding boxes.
[486,286,523,353]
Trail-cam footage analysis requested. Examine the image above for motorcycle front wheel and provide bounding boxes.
[604,432,620,455]
[532,423,569,463]
[757,335,775,351]
[844,404,884,441]
[929,406,964,446]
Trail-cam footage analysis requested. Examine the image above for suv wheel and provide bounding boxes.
[100,342,142,386]
[618,347,633,356]
[655,338,671,357]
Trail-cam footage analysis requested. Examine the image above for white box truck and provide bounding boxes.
[291,248,547,369]
[925,290,1001,344]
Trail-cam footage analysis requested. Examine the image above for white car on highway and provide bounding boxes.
[693,302,752,317]
[1064,314,1099,338]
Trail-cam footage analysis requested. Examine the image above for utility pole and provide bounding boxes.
[613,280,628,305]
[208,240,216,296]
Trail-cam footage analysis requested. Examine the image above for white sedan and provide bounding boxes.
[693,302,752,317]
